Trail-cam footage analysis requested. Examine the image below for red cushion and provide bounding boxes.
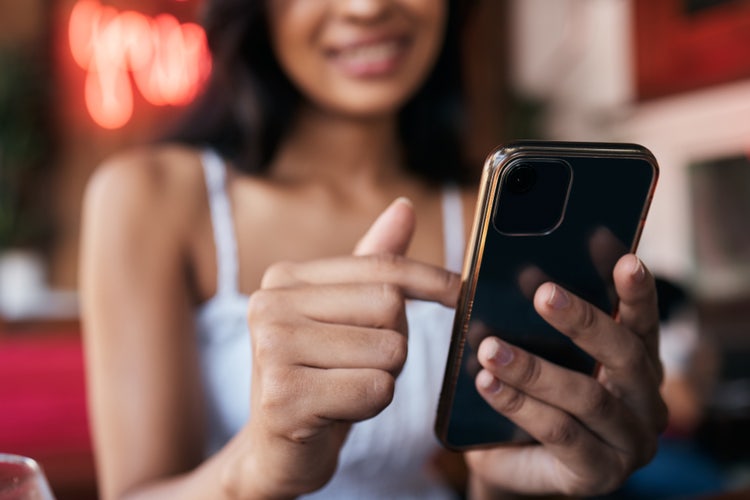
[0,333,97,498]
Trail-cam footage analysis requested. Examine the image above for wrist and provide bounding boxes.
[217,430,295,500]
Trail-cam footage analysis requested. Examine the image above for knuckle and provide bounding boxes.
[251,325,284,364]
[583,384,616,419]
[437,269,461,299]
[370,252,403,274]
[378,282,403,304]
[247,289,278,324]
[614,338,647,372]
[577,301,598,333]
[257,366,294,414]
[515,351,543,387]
[362,372,395,418]
[376,283,405,324]
[540,415,579,447]
[496,387,526,415]
[260,260,296,288]
[628,339,649,366]
[248,293,294,364]
[380,330,408,373]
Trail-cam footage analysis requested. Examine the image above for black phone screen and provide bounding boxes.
[437,145,658,449]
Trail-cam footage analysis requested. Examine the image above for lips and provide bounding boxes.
[327,37,410,78]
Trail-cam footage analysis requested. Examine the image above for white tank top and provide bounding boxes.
[195,150,465,499]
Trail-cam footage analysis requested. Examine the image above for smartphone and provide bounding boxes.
[434,141,659,450]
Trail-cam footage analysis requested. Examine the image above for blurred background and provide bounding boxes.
[0,0,749,498]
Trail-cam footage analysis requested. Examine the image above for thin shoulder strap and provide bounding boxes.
[442,185,465,273]
[201,149,240,296]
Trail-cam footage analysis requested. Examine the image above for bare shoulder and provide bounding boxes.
[80,143,210,299]
[84,143,206,211]
[82,143,207,240]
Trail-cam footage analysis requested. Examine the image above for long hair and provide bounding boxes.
[170,0,474,185]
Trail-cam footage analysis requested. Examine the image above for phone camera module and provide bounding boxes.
[506,164,537,194]
[494,159,572,235]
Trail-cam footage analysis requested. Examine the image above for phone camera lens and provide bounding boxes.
[507,164,537,194]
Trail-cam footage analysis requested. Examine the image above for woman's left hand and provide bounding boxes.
[465,254,668,497]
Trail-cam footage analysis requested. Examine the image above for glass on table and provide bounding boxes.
[0,454,54,500]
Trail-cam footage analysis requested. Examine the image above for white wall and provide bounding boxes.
[510,0,633,111]
[509,0,750,297]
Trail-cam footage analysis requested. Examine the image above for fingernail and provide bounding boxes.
[630,255,646,282]
[477,370,503,394]
[482,338,514,366]
[393,196,413,208]
[546,284,570,310]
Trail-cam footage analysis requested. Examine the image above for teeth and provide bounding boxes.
[337,41,401,64]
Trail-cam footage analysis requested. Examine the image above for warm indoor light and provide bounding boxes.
[69,0,211,129]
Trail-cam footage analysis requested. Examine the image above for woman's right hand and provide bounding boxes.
[220,199,461,499]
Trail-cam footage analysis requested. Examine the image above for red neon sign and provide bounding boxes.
[69,0,212,129]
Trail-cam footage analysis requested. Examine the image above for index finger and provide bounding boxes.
[261,254,461,308]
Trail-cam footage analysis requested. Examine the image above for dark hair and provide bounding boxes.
[169,0,474,185]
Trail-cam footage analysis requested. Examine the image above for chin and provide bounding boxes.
[313,81,424,120]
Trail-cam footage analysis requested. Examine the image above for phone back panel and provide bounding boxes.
[435,142,658,449]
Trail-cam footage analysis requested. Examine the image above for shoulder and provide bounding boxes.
[80,144,213,286]
[84,143,206,209]
[82,144,208,242]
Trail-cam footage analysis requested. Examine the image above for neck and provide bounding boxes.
[269,105,407,191]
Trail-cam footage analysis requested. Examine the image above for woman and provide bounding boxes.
[80,1,667,498]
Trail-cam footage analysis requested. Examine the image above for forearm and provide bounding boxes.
[107,433,291,500]
[117,460,231,500]
[107,454,230,500]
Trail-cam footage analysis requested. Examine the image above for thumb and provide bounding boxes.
[354,197,416,256]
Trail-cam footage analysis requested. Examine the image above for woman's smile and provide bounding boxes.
[267,0,446,117]
[326,35,411,78]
